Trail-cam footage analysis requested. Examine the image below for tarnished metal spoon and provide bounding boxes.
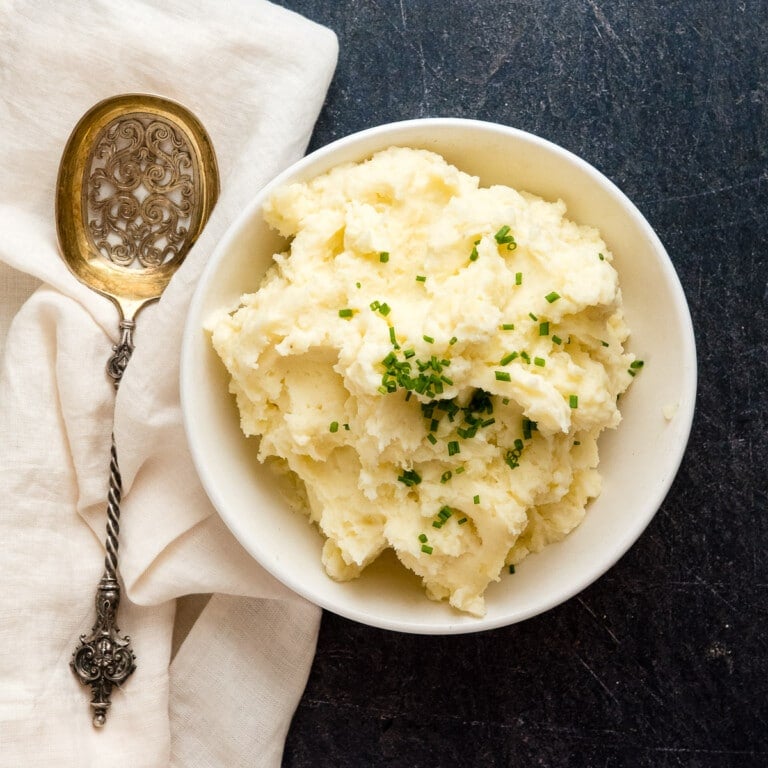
[56,93,219,726]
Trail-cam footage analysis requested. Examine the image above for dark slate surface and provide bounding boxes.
[272,2,767,765]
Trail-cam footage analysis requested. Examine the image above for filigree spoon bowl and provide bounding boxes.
[56,93,219,726]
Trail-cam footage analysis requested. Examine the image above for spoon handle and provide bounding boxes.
[70,323,137,727]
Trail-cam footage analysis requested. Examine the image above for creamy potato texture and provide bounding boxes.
[210,147,638,617]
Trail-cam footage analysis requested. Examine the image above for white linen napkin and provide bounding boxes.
[0,2,337,766]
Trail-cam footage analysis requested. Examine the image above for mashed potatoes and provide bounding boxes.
[210,147,638,617]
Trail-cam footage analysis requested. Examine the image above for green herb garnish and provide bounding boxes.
[500,352,518,366]
[397,469,422,486]
[494,225,517,250]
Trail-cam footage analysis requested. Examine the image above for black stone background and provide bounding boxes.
[269,2,767,766]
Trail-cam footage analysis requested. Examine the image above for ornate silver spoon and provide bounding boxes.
[55,93,219,726]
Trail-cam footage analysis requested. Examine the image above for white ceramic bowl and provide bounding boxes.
[181,118,697,634]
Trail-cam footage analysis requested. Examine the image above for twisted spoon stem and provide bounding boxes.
[70,325,137,727]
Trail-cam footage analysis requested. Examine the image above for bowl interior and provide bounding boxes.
[181,119,696,634]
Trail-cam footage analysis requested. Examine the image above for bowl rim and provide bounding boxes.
[181,117,698,634]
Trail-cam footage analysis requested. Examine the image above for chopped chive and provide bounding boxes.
[389,326,398,346]
[421,544,433,554]
[469,245,479,262]
[432,520,443,529]
[500,323,515,331]
[522,418,533,440]
[343,423,350,430]
[403,348,416,359]
[427,433,438,445]
[440,470,452,483]
[379,251,389,263]
[430,418,439,432]
[628,368,637,377]
[418,533,428,543]
[423,335,434,344]
[449,336,458,345]
[473,494,480,505]
[397,469,422,486]
[630,360,645,369]
[378,303,391,316]
[339,308,354,318]
[534,357,546,367]
[370,300,380,311]
[508,564,516,574]
[515,271,523,285]
[601,340,610,347]
[455,465,465,474]
[329,421,339,433]
[528,312,538,321]
[494,225,517,250]
[356,281,361,288]
[438,506,453,520]
[458,517,468,525]
[545,291,560,303]
[574,440,581,446]
[520,351,530,363]
[500,352,518,366]
[599,252,605,261]
[539,321,550,336]
[502,397,510,404]
[495,371,511,382]
[447,440,460,456]
[416,274,427,282]
[569,394,579,408]
[552,335,562,345]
